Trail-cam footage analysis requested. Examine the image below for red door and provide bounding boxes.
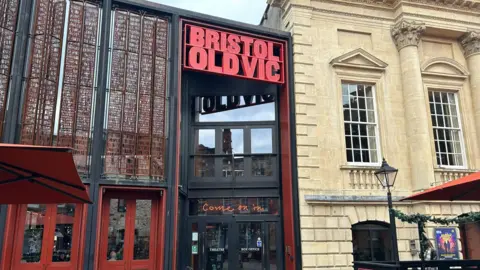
[98,190,160,270]
[11,203,85,270]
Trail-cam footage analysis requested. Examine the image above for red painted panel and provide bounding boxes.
[279,41,297,270]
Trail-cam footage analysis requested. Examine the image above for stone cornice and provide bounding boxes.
[459,31,480,58]
[310,0,480,13]
[391,20,426,50]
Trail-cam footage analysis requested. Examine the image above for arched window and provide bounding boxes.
[352,221,392,262]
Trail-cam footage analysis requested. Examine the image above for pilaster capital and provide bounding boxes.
[459,31,480,58]
[391,20,426,51]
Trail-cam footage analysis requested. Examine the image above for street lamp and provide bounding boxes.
[375,158,400,263]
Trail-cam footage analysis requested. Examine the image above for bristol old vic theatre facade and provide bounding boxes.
[0,0,302,269]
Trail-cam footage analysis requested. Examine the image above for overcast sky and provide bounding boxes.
[150,0,267,25]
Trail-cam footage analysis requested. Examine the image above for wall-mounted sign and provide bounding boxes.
[183,23,285,84]
[190,198,280,216]
[434,228,459,260]
[200,95,275,115]
[202,202,265,213]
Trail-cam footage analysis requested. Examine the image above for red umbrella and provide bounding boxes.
[402,171,480,201]
[0,143,91,204]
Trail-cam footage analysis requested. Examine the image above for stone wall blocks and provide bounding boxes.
[302,229,315,241]
[326,217,339,228]
[301,216,314,228]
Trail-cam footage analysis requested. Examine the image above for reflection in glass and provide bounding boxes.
[268,223,278,270]
[251,129,272,153]
[197,96,276,122]
[222,156,245,177]
[195,129,215,154]
[205,223,229,270]
[222,129,243,154]
[107,199,125,261]
[194,156,215,177]
[252,156,273,176]
[21,204,47,263]
[134,200,152,260]
[238,222,263,270]
[52,204,76,262]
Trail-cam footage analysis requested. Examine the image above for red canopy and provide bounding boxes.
[402,171,480,201]
[0,143,91,204]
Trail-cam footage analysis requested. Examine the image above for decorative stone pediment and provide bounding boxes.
[330,48,388,71]
[421,57,469,79]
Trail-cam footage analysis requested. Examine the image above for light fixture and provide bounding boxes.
[374,158,398,189]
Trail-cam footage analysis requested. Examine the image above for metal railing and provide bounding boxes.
[354,260,480,270]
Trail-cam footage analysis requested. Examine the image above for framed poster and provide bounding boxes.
[434,228,460,260]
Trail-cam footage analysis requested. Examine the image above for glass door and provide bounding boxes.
[99,192,159,270]
[188,217,235,270]
[188,218,282,270]
[12,204,84,270]
[235,220,282,270]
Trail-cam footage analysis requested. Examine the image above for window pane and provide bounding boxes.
[107,199,125,261]
[430,91,464,166]
[358,98,366,109]
[21,204,47,263]
[222,129,243,154]
[196,129,215,154]
[194,156,215,177]
[238,222,263,269]
[346,150,353,162]
[52,204,76,262]
[343,83,379,164]
[251,129,273,153]
[268,223,278,270]
[134,200,152,260]
[252,156,274,176]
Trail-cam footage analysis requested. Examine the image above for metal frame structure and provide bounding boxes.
[0,0,301,269]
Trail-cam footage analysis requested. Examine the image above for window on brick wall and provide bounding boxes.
[342,83,380,165]
[428,91,466,168]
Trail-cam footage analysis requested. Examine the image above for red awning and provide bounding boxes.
[402,171,480,201]
[0,143,91,204]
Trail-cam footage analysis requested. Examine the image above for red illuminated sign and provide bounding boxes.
[183,24,285,84]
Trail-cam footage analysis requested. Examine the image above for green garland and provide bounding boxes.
[391,209,480,260]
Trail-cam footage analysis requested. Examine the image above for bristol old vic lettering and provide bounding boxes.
[184,24,284,83]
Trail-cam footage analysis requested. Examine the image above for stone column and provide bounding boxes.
[460,31,480,165]
[391,20,435,191]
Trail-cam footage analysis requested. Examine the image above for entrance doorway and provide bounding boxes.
[188,216,282,270]
[98,190,163,270]
[11,203,86,270]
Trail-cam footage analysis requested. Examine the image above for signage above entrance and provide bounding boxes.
[183,23,285,84]
[200,95,275,115]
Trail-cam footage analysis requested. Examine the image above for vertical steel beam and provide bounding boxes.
[0,0,33,263]
[163,13,179,270]
[83,0,112,269]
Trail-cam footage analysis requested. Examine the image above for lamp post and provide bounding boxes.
[375,158,400,263]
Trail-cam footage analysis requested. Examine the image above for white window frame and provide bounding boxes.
[428,90,467,169]
[342,82,382,166]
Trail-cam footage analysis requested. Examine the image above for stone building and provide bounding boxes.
[262,0,480,268]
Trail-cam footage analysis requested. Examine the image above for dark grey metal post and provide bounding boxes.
[387,188,400,263]
[83,0,112,269]
[164,13,180,270]
[0,0,34,263]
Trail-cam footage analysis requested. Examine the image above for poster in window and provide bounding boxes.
[434,228,459,260]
